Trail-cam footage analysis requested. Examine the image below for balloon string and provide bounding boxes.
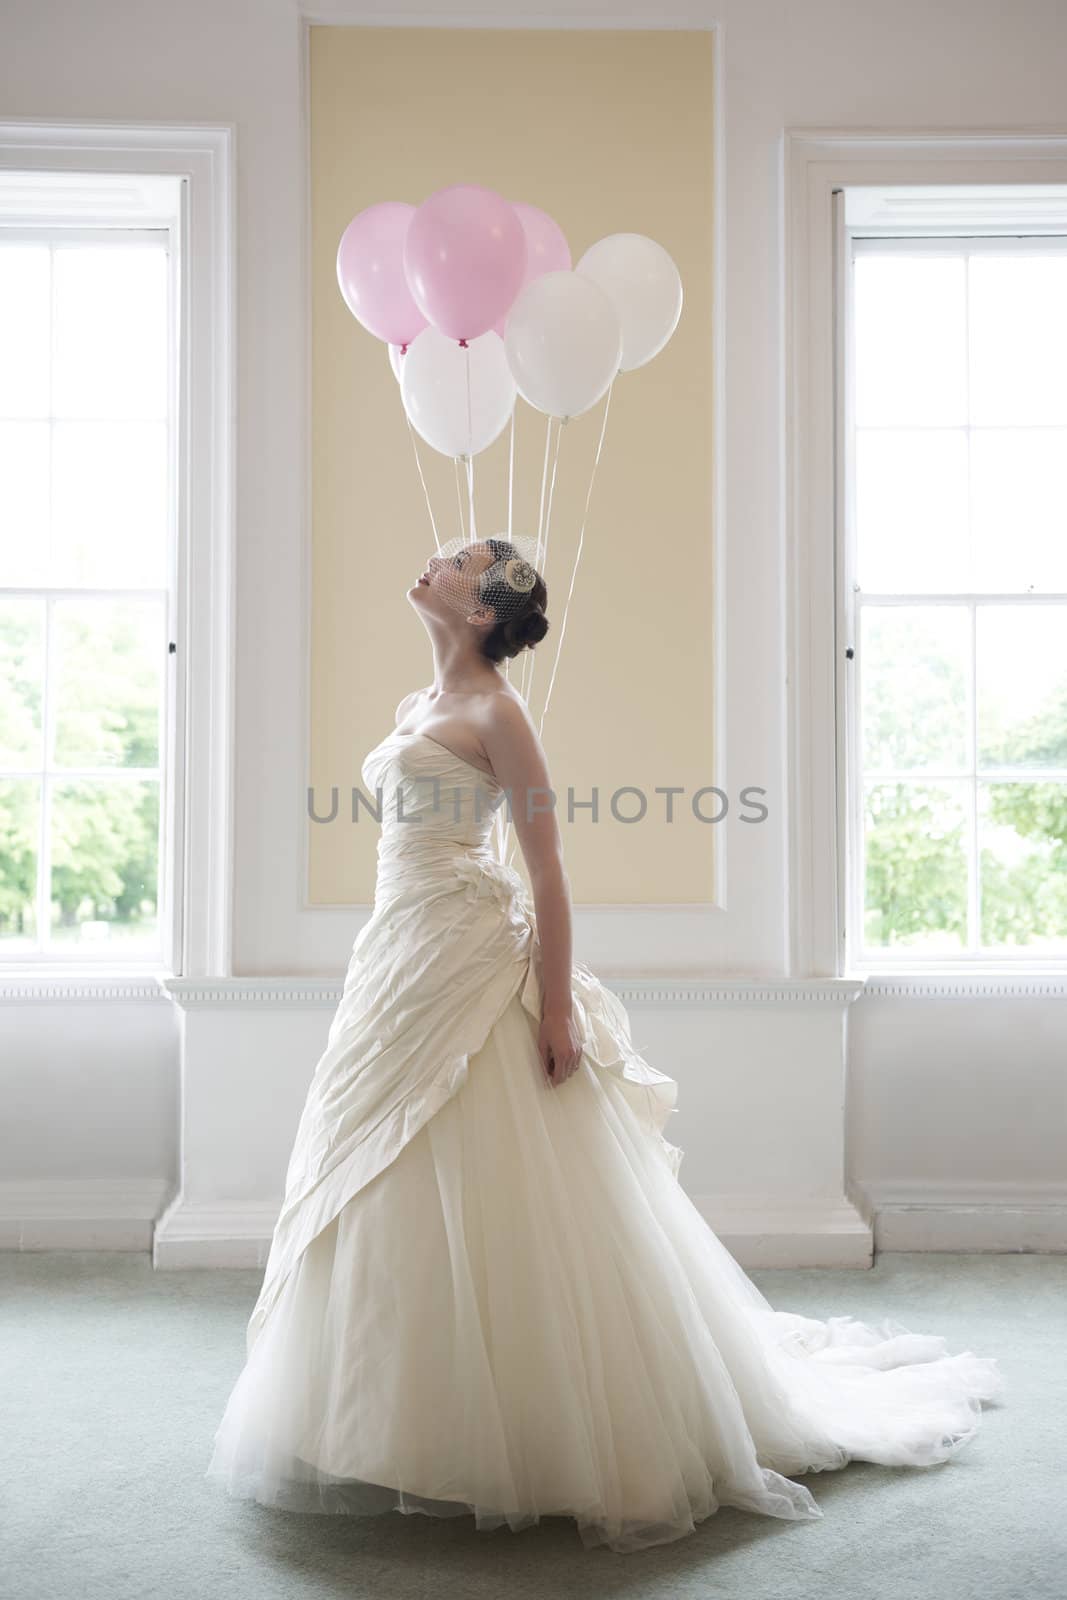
[518,415,556,710]
[521,415,564,718]
[464,345,477,543]
[534,414,552,570]
[453,456,466,541]
[406,413,441,552]
[467,451,476,543]
[506,411,568,874]
[506,408,516,541]
[537,377,615,742]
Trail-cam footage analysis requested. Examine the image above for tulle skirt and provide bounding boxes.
[206,991,1004,1554]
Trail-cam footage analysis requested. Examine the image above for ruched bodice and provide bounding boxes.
[362,729,530,915]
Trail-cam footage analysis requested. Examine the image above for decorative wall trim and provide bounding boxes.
[618,978,865,1005]
[158,974,867,1009]
[0,975,172,1002]
[4,969,1061,1004]
[161,976,343,1008]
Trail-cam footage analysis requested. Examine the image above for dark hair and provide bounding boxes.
[477,538,549,663]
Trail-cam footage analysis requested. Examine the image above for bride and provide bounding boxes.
[206,534,1004,1555]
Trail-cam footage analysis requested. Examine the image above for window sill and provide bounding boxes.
[849,969,1067,999]
[0,968,176,1002]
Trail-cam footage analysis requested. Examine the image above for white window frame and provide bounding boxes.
[845,232,1067,972]
[0,123,235,980]
[785,131,1067,983]
[1,223,177,970]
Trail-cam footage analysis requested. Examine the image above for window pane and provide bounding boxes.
[0,420,50,586]
[855,428,969,592]
[0,245,50,418]
[864,781,969,951]
[969,254,1067,426]
[52,244,168,421]
[861,606,969,773]
[854,255,967,426]
[51,598,163,769]
[969,427,1067,594]
[0,596,44,769]
[49,777,159,950]
[0,777,39,948]
[976,605,1067,771]
[979,782,1067,948]
[51,420,168,588]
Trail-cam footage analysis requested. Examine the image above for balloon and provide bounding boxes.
[337,201,427,349]
[492,200,572,340]
[511,200,572,289]
[403,184,527,342]
[388,343,404,382]
[576,233,683,372]
[504,271,621,419]
[401,327,516,457]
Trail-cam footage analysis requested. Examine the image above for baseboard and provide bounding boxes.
[4,1180,1062,1264]
[690,1193,875,1268]
[857,1178,1067,1253]
[0,1178,173,1252]
[152,1194,280,1269]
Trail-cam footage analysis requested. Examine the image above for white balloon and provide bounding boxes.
[400,327,516,458]
[576,233,683,372]
[504,271,621,420]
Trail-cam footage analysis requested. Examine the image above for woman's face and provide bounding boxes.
[408,538,496,624]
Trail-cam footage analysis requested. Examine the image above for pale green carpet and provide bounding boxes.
[2,1250,1060,1599]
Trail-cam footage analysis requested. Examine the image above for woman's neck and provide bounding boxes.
[427,643,503,697]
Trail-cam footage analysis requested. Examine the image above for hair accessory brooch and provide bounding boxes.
[503,557,537,594]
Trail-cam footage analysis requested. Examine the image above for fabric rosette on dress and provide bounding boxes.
[453,849,532,916]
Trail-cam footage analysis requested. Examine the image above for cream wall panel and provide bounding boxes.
[309,26,717,906]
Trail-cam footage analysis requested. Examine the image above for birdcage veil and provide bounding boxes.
[419,531,546,631]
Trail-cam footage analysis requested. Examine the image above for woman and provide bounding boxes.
[206,535,1004,1555]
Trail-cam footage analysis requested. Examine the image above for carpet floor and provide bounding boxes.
[2,1249,1060,1600]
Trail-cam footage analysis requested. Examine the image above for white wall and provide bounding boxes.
[1,0,1065,1261]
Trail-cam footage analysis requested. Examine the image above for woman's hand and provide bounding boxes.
[538,1008,584,1088]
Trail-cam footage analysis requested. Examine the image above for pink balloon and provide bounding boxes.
[494,200,571,336]
[403,184,527,343]
[337,201,428,349]
[512,201,572,284]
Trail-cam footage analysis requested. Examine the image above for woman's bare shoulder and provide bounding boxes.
[393,686,431,727]
[473,684,540,750]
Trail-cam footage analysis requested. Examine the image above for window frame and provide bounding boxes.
[0,123,235,981]
[0,222,179,969]
[843,231,1067,971]
[785,132,1067,985]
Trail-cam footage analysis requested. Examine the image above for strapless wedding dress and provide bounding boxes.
[205,728,1004,1554]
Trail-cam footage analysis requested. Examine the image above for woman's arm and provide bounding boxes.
[480,700,583,1086]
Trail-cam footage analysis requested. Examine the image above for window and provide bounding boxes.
[0,183,180,966]
[843,197,1067,965]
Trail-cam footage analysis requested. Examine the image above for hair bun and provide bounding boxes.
[523,609,549,646]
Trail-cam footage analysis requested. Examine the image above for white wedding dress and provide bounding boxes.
[205,728,1005,1554]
